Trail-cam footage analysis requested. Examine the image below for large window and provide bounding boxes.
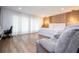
[22,15,29,34]
[30,16,42,33]
[1,8,42,35]
[12,14,42,35]
[12,15,19,35]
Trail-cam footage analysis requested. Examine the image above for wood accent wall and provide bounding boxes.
[49,13,66,23]
[42,17,49,28]
[49,10,79,26]
[42,10,79,28]
[66,10,79,25]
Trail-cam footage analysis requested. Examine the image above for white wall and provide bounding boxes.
[0,8,1,27]
[1,8,12,30]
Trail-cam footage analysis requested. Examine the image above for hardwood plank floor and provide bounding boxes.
[0,33,45,53]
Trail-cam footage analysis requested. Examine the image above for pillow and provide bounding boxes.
[55,29,76,53]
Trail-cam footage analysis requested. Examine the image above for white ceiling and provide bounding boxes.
[3,6,79,17]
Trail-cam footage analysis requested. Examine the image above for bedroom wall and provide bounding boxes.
[1,8,13,30]
[66,10,79,25]
[42,10,79,28]
[42,17,49,28]
[42,13,67,28]
[50,10,79,26]
[49,13,66,23]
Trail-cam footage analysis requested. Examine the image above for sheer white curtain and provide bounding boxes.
[21,15,29,34]
[12,15,19,35]
[12,14,42,35]
[12,14,30,35]
[30,16,42,33]
[1,8,42,35]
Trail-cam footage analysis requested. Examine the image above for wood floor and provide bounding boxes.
[0,33,45,53]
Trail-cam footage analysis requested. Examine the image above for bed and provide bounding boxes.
[39,23,66,38]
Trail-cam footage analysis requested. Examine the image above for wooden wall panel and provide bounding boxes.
[50,13,66,23]
[42,10,79,28]
[66,10,79,25]
[42,17,49,28]
[49,10,79,26]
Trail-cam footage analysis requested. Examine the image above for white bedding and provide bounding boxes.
[39,28,54,37]
[39,23,65,38]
